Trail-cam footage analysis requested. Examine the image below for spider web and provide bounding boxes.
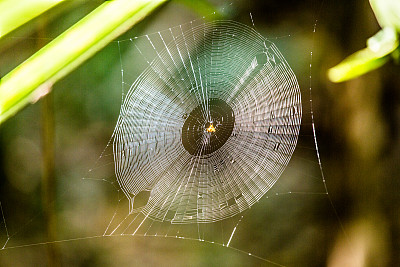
[112,20,301,225]
[88,17,330,265]
[0,9,342,267]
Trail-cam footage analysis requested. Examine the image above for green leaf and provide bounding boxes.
[0,0,67,39]
[367,27,398,55]
[327,49,389,83]
[328,27,398,83]
[0,0,168,124]
[370,0,400,31]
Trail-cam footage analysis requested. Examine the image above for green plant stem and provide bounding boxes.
[37,18,61,267]
[41,91,60,267]
[0,0,167,124]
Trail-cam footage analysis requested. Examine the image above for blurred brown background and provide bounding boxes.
[0,0,399,266]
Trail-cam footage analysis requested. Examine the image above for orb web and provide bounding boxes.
[0,7,348,266]
[112,20,302,224]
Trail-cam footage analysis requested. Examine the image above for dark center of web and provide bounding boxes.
[182,98,235,156]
